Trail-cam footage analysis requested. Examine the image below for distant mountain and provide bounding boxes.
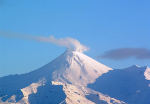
[88,65,150,104]
[0,50,126,104]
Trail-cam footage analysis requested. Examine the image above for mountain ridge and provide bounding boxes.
[88,64,150,104]
[1,50,146,104]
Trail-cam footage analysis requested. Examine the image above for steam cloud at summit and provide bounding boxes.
[0,31,89,53]
[37,36,88,52]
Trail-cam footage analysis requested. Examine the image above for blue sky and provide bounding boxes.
[0,0,150,76]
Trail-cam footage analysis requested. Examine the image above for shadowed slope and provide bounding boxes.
[88,65,150,104]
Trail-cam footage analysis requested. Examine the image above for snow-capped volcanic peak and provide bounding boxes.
[0,50,124,104]
[52,50,112,86]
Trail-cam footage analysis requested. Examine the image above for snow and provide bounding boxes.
[0,50,127,104]
[144,67,150,80]
[52,50,112,86]
[20,79,46,103]
[52,81,125,104]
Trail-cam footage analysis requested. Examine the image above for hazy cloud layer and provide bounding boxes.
[0,31,88,52]
[100,48,150,60]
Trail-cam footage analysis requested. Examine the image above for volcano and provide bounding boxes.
[0,50,125,104]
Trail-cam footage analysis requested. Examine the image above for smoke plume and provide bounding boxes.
[0,31,88,53]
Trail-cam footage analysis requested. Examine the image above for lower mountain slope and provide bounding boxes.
[88,65,150,104]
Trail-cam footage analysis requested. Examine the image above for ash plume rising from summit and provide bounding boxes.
[0,31,89,53]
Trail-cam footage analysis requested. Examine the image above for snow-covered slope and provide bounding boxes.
[0,50,125,104]
[144,66,150,80]
[51,50,112,86]
[88,65,150,104]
